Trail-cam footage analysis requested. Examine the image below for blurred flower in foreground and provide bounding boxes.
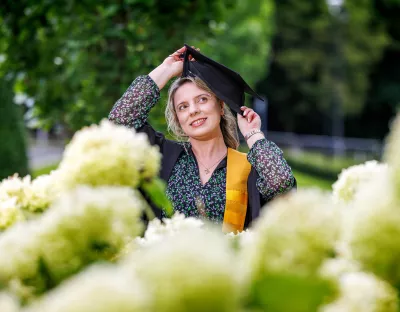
[56,119,161,191]
[226,229,254,251]
[0,186,144,300]
[0,292,19,312]
[332,160,388,205]
[22,173,57,213]
[0,172,57,220]
[135,212,204,247]
[0,197,24,230]
[0,174,31,207]
[384,114,400,197]
[124,228,241,312]
[320,272,398,312]
[242,189,339,312]
[23,265,148,312]
[343,172,400,288]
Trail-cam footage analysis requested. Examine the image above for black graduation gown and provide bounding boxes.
[138,123,272,229]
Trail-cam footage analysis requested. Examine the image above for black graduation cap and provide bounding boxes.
[181,44,264,116]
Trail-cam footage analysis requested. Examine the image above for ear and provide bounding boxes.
[220,101,224,115]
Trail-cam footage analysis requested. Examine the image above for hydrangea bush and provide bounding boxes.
[0,116,399,311]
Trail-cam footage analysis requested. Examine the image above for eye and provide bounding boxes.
[178,104,188,111]
[198,97,208,103]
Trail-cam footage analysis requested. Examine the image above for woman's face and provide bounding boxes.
[174,82,223,141]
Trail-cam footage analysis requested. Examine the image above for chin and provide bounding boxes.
[187,127,219,140]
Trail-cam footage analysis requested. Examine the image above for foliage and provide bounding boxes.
[202,0,274,89]
[0,77,29,180]
[0,0,273,134]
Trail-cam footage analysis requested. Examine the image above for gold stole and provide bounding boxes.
[222,148,251,233]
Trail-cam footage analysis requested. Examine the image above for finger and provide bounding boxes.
[251,112,260,123]
[247,111,256,122]
[169,51,181,58]
[169,47,186,58]
[243,107,253,117]
[170,54,182,62]
[252,113,261,124]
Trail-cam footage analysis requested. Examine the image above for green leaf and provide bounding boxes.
[141,178,174,217]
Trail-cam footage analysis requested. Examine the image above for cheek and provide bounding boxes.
[176,113,187,127]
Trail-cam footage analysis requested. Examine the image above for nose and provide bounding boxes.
[188,102,200,116]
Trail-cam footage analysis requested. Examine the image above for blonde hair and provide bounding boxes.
[165,76,239,150]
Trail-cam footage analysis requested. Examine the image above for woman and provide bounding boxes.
[109,45,296,231]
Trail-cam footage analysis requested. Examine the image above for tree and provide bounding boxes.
[0,0,236,132]
[0,77,29,180]
[0,0,276,135]
[345,0,400,139]
[257,0,387,135]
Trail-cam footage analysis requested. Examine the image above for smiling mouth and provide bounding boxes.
[191,118,207,127]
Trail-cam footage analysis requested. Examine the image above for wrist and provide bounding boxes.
[245,131,265,149]
[148,64,174,90]
[244,129,262,140]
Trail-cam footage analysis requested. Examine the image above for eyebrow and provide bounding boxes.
[176,93,212,107]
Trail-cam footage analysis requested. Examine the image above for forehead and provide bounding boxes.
[174,82,209,103]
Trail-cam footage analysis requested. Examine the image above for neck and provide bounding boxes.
[190,133,227,160]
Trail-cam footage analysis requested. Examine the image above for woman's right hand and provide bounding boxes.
[149,46,198,90]
[161,46,187,78]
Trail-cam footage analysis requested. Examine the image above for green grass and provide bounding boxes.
[292,169,333,191]
[32,164,59,178]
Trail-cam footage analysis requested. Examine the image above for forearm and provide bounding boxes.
[247,139,296,200]
[148,64,175,91]
[108,75,160,129]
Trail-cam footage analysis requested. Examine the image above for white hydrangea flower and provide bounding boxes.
[142,143,162,180]
[0,186,144,292]
[332,160,388,204]
[320,272,398,312]
[124,228,241,312]
[22,172,57,213]
[22,265,148,312]
[0,174,31,205]
[226,229,254,250]
[56,119,161,191]
[0,197,25,230]
[343,172,400,287]
[244,189,339,278]
[384,113,400,195]
[319,258,361,280]
[0,221,40,282]
[239,189,340,312]
[0,293,19,312]
[135,212,204,247]
[0,172,56,215]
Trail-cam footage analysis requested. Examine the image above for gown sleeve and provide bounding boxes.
[247,138,296,201]
[108,75,165,148]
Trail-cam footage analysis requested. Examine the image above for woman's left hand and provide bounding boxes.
[237,106,261,136]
